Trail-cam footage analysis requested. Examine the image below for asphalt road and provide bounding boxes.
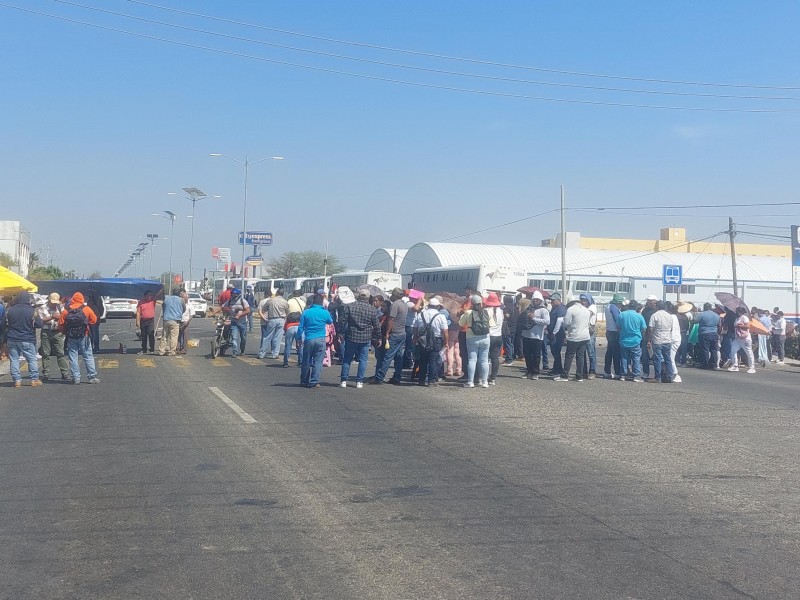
[1,317,798,599]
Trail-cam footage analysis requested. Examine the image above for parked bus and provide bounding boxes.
[410,265,526,295]
[330,271,402,294]
[212,277,263,303]
[300,276,332,295]
[253,278,289,301]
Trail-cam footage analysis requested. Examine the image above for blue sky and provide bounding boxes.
[2,1,798,278]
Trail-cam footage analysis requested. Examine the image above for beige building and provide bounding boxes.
[541,227,789,259]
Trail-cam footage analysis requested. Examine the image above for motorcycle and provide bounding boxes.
[211,316,233,358]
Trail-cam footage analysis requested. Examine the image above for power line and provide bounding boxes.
[47,0,800,102]
[125,0,800,92]
[1,3,796,113]
[572,201,800,211]
[437,209,560,243]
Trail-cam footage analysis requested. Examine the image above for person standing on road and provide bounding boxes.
[617,301,647,382]
[648,301,676,383]
[771,310,786,365]
[546,293,566,377]
[502,295,517,366]
[217,283,233,308]
[640,295,659,380]
[177,290,194,354]
[339,289,381,389]
[298,294,333,388]
[221,288,250,356]
[603,293,623,379]
[725,307,756,374]
[282,290,306,367]
[370,288,408,385]
[38,292,70,381]
[158,290,185,357]
[580,293,598,379]
[554,296,590,382]
[244,286,256,333]
[668,303,683,383]
[258,289,289,360]
[413,297,449,387]
[485,292,504,385]
[136,290,157,355]
[520,291,550,380]
[758,310,773,366]
[459,294,494,388]
[694,303,721,370]
[5,291,43,388]
[58,292,99,385]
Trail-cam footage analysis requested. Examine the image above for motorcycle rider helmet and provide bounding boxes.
[232,288,241,296]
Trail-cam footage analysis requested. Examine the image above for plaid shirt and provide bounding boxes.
[339,299,380,344]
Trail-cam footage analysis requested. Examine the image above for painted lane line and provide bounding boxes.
[208,387,258,424]
[136,358,156,368]
[97,359,119,369]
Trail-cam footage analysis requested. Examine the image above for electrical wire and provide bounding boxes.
[437,209,560,243]
[572,201,800,211]
[124,0,800,92]
[1,3,796,113]
[47,0,800,102]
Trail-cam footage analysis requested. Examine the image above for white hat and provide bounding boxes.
[646,295,658,301]
[428,297,441,307]
[532,290,544,301]
[568,295,581,303]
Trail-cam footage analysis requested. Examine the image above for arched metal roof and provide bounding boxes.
[364,248,406,273]
[398,242,791,283]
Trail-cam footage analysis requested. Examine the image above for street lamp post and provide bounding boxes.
[168,188,220,291]
[146,233,159,279]
[210,153,284,290]
[153,211,177,294]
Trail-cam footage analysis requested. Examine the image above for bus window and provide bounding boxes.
[543,279,556,290]
[590,281,603,293]
[618,282,631,293]
[604,282,616,293]
[574,281,589,292]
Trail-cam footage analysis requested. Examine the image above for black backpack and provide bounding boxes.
[65,307,88,339]
[470,308,490,335]
[416,313,435,351]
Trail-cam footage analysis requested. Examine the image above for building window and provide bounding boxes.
[618,282,631,293]
[543,279,556,290]
[590,281,603,293]
[604,282,616,293]
[574,280,589,292]
[528,279,542,288]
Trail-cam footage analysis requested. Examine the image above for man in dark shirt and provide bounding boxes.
[5,291,43,387]
[546,293,566,376]
[640,295,658,379]
[694,303,721,369]
[370,288,408,385]
[338,289,380,388]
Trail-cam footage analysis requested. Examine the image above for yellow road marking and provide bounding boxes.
[136,358,157,368]
[211,358,231,367]
[237,357,263,366]
[173,357,190,367]
[97,359,119,369]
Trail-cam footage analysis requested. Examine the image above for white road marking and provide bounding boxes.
[208,387,258,424]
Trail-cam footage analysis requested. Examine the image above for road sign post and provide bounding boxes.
[662,264,683,300]
[239,231,273,246]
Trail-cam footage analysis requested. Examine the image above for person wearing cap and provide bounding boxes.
[554,296,591,382]
[519,291,550,380]
[413,296,450,386]
[484,292,505,385]
[338,288,381,388]
[219,287,250,357]
[38,292,70,381]
[694,303,721,369]
[579,293,598,379]
[458,294,495,388]
[258,288,288,360]
[136,290,157,355]
[603,293,624,379]
[639,295,659,380]
[617,301,647,382]
[648,301,676,383]
[5,291,43,388]
[158,289,186,357]
[57,292,100,384]
[244,285,256,333]
[282,290,307,367]
[370,288,409,385]
[546,293,566,377]
[218,283,234,307]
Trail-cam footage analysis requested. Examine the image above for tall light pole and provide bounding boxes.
[146,233,159,279]
[168,188,220,291]
[210,153,284,290]
[153,211,177,294]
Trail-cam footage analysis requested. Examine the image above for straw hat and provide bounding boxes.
[677,301,694,314]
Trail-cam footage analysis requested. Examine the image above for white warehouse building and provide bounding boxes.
[364,248,406,273]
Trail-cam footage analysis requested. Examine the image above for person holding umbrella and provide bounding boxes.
[726,307,756,373]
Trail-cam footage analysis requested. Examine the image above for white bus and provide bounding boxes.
[411,265,526,295]
[330,271,402,294]
[253,278,290,301]
[300,276,332,295]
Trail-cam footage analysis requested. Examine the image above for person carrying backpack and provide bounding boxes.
[412,297,449,387]
[458,294,495,388]
[57,292,100,384]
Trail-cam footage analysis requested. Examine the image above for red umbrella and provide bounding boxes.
[517,286,550,299]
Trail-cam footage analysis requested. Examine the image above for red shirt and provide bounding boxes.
[218,290,232,306]
[137,299,156,319]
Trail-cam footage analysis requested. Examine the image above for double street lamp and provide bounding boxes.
[168,187,220,291]
[153,210,177,294]
[210,153,284,290]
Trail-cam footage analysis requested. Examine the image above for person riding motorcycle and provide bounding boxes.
[213,287,251,356]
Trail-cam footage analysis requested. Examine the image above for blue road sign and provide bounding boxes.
[239,231,273,245]
[662,264,683,286]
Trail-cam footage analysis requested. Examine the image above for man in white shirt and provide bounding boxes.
[648,301,675,382]
[579,293,598,379]
[771,310,786,364]
[554,296,590,382]
[413,297,449,386]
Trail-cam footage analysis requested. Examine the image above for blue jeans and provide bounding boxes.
[283,325,301,365]
[340,340,370,383]
[66,337,97,382]
[466,335,490,384]
[549,338,564,373]
[247,312,254,332]
[229,320,247,356]
[502,333,514,362]
[621,344,642,379]
[259,318,285,358]
[587,332,597,373]
[640,339,651,378]
[9,340,39,382]
[403,325,414,368]
[375,332,406,382]
[301,336,326,386]
[652,342,674,381]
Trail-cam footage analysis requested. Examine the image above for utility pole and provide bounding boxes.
[560,185,567,299]
[728,217,738,295]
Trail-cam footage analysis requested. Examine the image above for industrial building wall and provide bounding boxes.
[0,220,30,277]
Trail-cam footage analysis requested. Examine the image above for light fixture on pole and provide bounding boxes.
[210,153,284,290]
[168,187,220,291]
[146,233,159,279]
[153,211,178,294]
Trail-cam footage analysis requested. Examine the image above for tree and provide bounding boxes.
[0,251,17,269]
[28,252,40,274]
[29,265,64,280]
[265,251,344,278]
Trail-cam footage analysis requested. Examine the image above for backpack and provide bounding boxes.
[416,313,436,351]
[470,309,490,335]
[65,307,88,339]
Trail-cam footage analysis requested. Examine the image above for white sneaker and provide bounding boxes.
[728,366,739,372]
[776,361,785,365]
[340,381,347,388]
[463,382,474,388]
[356,381,363,389]
[722,359,732,369]
[480,381,489,388]
[747,368,756,374]
[672,375,682,383]
[553,376,569,382]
